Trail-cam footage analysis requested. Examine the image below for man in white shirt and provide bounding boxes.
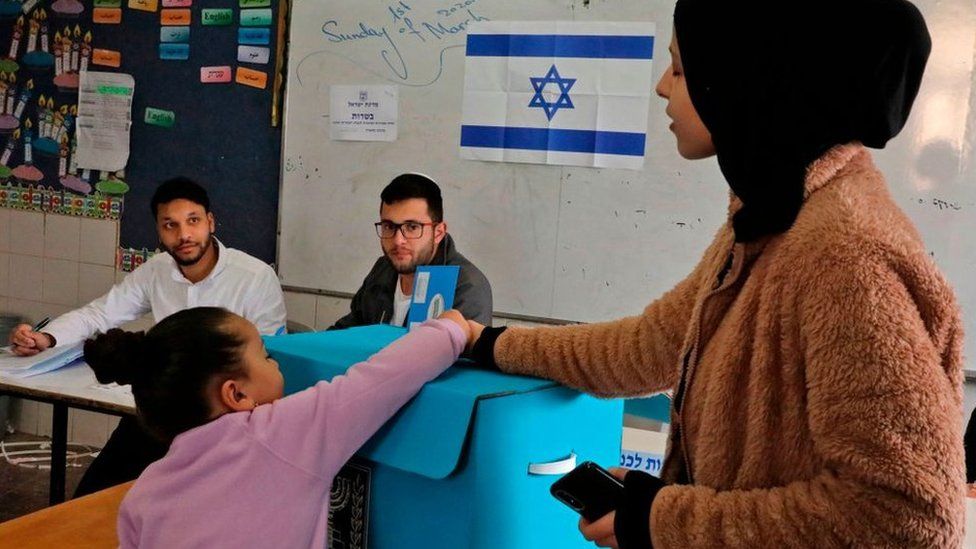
[7,176,287,495]
[9,178,286,354]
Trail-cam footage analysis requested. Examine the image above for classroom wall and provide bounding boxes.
[0,207,145,447]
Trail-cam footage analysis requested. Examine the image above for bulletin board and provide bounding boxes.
[0,0,284,266]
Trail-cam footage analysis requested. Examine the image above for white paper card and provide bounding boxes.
[75,71,135,172]
[237,45,270,65]
[330,85,398,142]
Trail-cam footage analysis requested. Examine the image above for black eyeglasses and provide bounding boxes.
[374,221,436,239]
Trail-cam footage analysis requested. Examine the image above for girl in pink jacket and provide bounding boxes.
[83,306,471,548]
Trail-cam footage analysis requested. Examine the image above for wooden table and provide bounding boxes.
[0,363,135,505]
[0,481,133,548]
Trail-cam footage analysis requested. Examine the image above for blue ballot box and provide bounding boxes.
[264,325,624,549]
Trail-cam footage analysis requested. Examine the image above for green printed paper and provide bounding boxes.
[239,0,270,7]
[98,85,134,96]
[144,107,175,128]
[94,0,122,6]
[202,8,234,26]
[240,8,272,26]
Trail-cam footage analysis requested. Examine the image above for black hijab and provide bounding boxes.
[673,0,931,242]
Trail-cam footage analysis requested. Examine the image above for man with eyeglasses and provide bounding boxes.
[330,173,493,329]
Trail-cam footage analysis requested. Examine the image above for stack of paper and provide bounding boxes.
[0,342,85,378]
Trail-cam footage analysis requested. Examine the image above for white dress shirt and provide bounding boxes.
[45,239,287,346]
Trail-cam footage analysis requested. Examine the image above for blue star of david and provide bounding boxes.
[528,65,576,121]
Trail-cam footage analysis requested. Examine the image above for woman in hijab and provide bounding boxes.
[470,0,966,547]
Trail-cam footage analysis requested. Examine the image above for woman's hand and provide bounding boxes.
[438,310,473,348]
[578,467,629,548]
[579,512,618,548]
[466,320,486,353]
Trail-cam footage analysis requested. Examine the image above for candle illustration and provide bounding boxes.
[70,26,80,72]
[68,133,77,174]
[13,119,43,185]
[13,79,33,120]
[40,10,49,53]
[43,97,55,138]
[27,14,39,54]
[23,118,32,165]
[0,74,7,115]
[8,16,24,60]
[55,104,69,142]
[5,73,15,114]
[36,94,46,135]
[58,134,68,177]
[52,109,63,139]
[53,31,62,75]
[60,131,89,194]
[1,129,18,166]
[80,31,91,73]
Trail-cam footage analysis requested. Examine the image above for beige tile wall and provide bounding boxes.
[0,210,121,447]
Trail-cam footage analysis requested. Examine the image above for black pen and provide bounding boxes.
[32,317,51,332]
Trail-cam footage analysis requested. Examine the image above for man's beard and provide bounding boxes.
[388,238,436,275]
[165,234,213,267]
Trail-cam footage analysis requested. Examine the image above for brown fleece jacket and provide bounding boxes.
[495,144,966,547]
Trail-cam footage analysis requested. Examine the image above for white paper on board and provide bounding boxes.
[329,85,398,142]
[75,71,134,172]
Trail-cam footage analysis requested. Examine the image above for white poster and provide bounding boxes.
[460,21,655,170]
[330,85,398,142]
[75,71,134,171]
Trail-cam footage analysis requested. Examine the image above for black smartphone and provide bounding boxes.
[550,461,625,522]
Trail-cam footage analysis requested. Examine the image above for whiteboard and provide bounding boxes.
[279,0,976,359]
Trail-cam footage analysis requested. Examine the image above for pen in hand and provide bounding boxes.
[32,317,51,333]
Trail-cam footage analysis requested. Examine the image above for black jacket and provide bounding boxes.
[330,233,492,329]
[966,407,976,483]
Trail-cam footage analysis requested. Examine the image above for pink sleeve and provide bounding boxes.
[116,502,138,549]
[248,318,466,478]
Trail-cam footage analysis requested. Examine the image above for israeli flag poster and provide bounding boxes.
[407,265,460,329]
[460,21,655,170]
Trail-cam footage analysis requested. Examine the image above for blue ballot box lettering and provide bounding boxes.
[265,325,623,549]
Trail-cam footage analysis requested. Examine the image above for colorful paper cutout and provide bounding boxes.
[93,7,122,24]
[239,8,272,27]
[92,49,121,67]
[160,26,189,43]
[50,0,85,18]
[127,0,158,12]
[161,0,191,6]
[93,0,121,7]
[200,66,231,83]
[144,107,175,127]
[201,8,233,26]
[235,67,267,89]
[160,8,190,25]
[238,28,270,46]
[237,45,269,65]
[239,0,270,6]
[0,182,123,219]
[159,43,189,61]
[95,178,129,195]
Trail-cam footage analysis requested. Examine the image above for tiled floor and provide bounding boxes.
[0,432,97,523]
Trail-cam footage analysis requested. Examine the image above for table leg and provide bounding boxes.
[49,403,68,505]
